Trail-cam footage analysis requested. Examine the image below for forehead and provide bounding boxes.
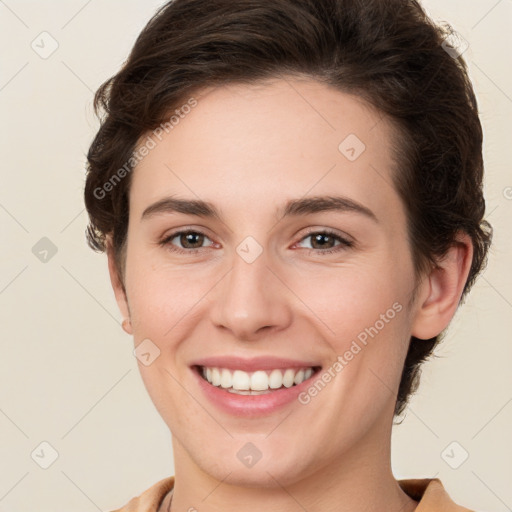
[130,77,405,230]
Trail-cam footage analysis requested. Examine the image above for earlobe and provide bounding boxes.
[106,237,132,333]
[121,318,133,335]
[411,232,474,340]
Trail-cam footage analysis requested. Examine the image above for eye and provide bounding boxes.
[294,229,353,255]
[159,228,354,256]
[159,229,215,254]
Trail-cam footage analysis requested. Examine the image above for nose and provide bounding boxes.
[209,245,293,341]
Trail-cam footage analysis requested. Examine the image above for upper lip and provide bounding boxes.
[191,356,321,372]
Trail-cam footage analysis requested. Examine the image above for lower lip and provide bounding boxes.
[192,366,321,417]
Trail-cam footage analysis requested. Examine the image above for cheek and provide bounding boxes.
[125,254,211,340]
[287,259,412,397]
[290,260,406,339]
[124,259,210,421]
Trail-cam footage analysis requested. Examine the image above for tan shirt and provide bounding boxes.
[109,476,476,512]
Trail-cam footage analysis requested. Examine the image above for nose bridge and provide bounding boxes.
[211,238,292,339]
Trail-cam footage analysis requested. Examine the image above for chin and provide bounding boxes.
[193,444,313,489]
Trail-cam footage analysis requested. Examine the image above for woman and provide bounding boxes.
[84,0,492,510]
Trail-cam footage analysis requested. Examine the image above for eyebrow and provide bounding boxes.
[141,195,379,224]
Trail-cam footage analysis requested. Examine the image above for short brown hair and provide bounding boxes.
[84,0,492,417]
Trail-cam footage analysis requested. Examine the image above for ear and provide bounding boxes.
[106,236,132,335]
[411,231,474,340]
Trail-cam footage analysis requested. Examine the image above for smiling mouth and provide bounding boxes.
[193,365,322,395]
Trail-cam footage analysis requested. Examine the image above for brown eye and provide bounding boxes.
[296,230,353,255]
[309,233,337,249]
[178,232,205,249]
[160,230,215,254]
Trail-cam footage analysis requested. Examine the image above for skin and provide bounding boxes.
[107,76,473,512]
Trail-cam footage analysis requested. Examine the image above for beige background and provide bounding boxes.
[0,1,511,511]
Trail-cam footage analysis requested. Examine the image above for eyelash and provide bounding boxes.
[158,228,354,256]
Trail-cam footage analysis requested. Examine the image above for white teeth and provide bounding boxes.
[293,369,305,385]
[250,370,268,391]
[268,369,283,389]
[233,370,250,390]
[282,368,295,388]
[220,369,232,389]
[211,368,221,386]
[200,366,316,392]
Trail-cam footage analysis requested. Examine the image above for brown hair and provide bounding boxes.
[84,0,492,417]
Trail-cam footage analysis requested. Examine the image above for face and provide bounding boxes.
[114,77,423,487]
